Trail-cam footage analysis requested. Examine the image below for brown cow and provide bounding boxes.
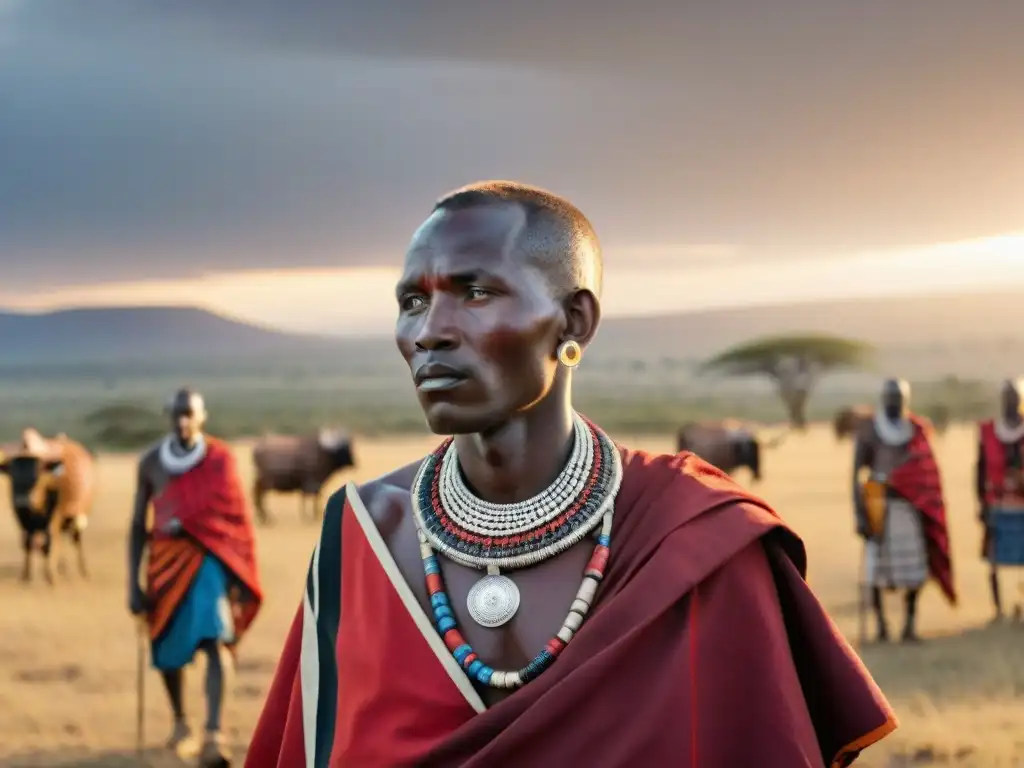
[834,405,874,441]
[251,428,356,524]
[0,428,95,583]
[675,419,783,482]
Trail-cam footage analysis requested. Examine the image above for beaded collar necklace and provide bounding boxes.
[873,410,913,447]
[411,412,623,691]
[158,434,207,476]
[995,416,1024,444]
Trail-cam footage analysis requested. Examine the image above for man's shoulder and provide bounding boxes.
[204,434,231,456]
[854,416,878,442]
[615,444,805,584]
[136,439,163,468]
[621,444,763,504]
[322,458,425,527]
[617,444,782,533]
[358,460,423,502]
[908,412,937,441]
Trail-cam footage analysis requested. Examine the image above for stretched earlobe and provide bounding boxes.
[557,340,583,368]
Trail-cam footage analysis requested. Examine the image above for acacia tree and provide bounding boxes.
[700,334,875,430]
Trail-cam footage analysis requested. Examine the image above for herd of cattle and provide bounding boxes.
[0,406,883,585]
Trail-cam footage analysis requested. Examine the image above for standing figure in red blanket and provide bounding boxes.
[246,181,896,767]
[853,378,956,644]
[128,388,263,767]
[975,378,1024,622]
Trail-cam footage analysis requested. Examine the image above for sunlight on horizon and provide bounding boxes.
[3,233,1023,335]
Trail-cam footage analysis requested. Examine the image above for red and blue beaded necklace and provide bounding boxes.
[411,413,622,691]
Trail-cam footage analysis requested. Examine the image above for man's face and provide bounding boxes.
[1001,384,1021,421]
[394,204,564,435]
[170,394,205,444]
[881,381,906,421]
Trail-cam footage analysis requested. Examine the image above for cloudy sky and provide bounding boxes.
[1,0,1022,333]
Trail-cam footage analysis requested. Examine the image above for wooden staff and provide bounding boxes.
[856,540,867,650]
[136,617,147,764]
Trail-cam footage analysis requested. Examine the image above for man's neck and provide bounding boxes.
[1003,411,1022,427]
[172,433,202,453]
[453,389,575,505]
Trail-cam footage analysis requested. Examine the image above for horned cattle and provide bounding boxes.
[251,428,356,524]
[0,428,94,583]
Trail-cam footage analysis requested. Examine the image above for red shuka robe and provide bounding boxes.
[979,419,1024,506]
[245,449,897,768]
[977,418,1024,558]
[147,437,263,645]
[884,415,957,605]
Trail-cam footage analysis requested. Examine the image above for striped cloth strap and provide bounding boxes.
[299,488,345,768]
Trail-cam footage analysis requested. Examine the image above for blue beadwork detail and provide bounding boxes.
[414,422,619,691]
[433,604,453,621]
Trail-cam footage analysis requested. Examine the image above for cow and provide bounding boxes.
[0,429,94,584]
[834,405,874,441]
[676,419,786,482]
[251,427,356,524]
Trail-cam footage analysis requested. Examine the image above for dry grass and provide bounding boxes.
[0,426,1021,767]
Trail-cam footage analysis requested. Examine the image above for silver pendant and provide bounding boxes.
[466,567,520,628]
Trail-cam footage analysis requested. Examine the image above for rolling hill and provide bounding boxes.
[0,306,336,364]
[0,289,1021,380]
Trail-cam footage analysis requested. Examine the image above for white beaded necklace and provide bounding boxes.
[995,416,1024,444]
[158,434,207,475]
[438,415,594,538]
[412,413,623,628]
[873,411,913,446]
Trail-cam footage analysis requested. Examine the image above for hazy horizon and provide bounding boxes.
[1,232,1021,334]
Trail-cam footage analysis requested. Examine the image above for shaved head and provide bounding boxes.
[166,386,205,417]
[1000,377,1023,421]
[880,377,910,420]
[432,180,602,300]
[881,378,910,400]
[165,386,207,445]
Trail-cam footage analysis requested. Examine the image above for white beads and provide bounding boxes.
[439,415,594,535]
[577,576,599,605]
[412,413,624,572]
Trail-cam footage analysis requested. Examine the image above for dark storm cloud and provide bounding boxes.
[1,0,1022,290]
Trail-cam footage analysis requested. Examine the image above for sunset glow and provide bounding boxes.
[3,233,1023,335]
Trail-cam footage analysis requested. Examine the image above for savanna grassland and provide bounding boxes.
[0,426,1020,767]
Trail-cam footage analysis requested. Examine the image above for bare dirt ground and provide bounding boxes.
[0,426,1021,767]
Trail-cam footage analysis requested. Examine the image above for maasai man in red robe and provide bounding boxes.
[976,377,1024,622]
[852,379,955,644]
[246,181,896,767]
[128,388,263,767]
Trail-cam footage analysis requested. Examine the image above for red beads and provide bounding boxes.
[545,637,567,657]
[584,545,610,580]
[425,572,444,595]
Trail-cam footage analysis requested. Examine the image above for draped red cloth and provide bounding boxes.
[149,437,263,643]
[979,419,1024,506]
[246,449,896,767]
[978,419,1024,558]
[886,415,956,605]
